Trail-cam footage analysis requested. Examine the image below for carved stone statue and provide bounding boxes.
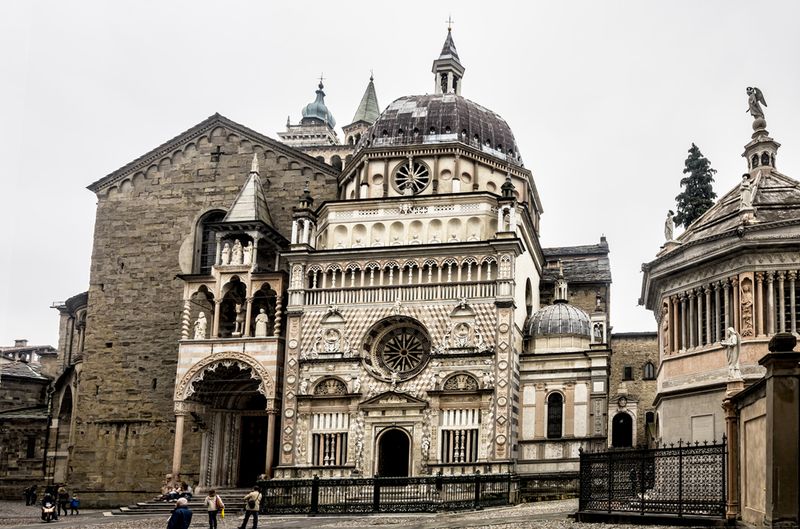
[351,375,361,393]
[664,210,675,241]
[254,308,269,337]
[243,240,253,265]
[231,240,243,265]
[721,327,742,379]
[193,312,207,340]
[740,281,754,337]
[660,301,670,353]
[233,303,244,336]
[299,377,309,395]
[220,242,231,265]
[746,86,767,120]
[740,174,754,209]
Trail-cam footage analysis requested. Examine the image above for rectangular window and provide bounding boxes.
[440,409,480,463]
[623,366,633,381]
[310,412,349,466]
[26,437,36,459]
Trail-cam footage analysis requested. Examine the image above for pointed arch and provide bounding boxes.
[174,351,275,401]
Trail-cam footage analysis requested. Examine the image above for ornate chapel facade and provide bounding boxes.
[43,29,624,505]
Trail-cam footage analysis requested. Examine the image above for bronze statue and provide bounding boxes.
[746,87,767,120]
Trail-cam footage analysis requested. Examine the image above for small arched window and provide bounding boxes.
[195,210,226,274]
[547,393,563,439]
[643,361,656,380]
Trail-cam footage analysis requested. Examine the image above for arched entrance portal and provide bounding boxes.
[185,363,270,487]
[377,428,410,477]
[612,412,633,448]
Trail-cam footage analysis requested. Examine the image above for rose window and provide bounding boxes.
[393,161,431,194]
[363,317,431,382]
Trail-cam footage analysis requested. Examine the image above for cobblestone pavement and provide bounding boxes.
[0,499,691,529]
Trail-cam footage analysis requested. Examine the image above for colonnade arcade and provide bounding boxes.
[661,269,800,354]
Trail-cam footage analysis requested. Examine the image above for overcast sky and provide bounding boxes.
[2,0,799,347]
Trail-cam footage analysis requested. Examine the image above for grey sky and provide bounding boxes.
[2,0,799,347]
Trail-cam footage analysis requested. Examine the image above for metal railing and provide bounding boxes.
[258,473,515,515]
[578,438,726,518]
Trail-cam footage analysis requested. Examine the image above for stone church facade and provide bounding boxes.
[29,30,661,505]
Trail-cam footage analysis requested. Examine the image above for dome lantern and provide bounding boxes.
[432,27,465,95]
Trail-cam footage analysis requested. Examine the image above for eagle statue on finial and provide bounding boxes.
[746,87,767,120]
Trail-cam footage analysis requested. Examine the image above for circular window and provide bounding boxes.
[363,317,431,382]
[393,161,431,195]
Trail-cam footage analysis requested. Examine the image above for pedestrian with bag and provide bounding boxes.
[204,488,224,529]
[240,486,262,529]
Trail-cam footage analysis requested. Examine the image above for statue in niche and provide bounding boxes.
[351,374,361,393]
[220,242,231,265]
[299,377,309,395]
[721,327,742,380]
[243,240,253,265]
[740,281,754,336]
[593,323,604,342]
[664,210,675,241]
[233,304,244,336]
[254,308,269,337]
[660,301,670,352]
[193,312,207,340]
[231,240,243,265]
[740,174,754,209]
[746,86,767,120]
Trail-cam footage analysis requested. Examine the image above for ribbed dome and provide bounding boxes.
[357,94,521,164]
[301,82,336,128]
[526,301,591,338]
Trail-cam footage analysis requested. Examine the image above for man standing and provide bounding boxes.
[167,497,193,529]
[241,486,262,529]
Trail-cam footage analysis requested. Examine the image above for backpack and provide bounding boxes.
[247,496,256,510]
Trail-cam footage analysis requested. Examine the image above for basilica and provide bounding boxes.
[1,29,663,505]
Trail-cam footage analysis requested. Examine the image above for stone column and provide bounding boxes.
[212,300,222,338]
[301,219,310,245]
[432,155,439,194]
[290,220,298,244]
[724,280,731,331]
[243,296,253,338]
[790,271,797,334]
[704,286,712,345]
[722,396,741,522]
[731,277,739,333]
[767,272,775,335]
[265,409,277,478]
[778,272,786,333]
[172,406,188,480]
[756,273,765,337]
[680,293,688,351]
[760,333,800,529]
[714,282,722,343]
[688,290,696,348]
[181,299,191,340]
[534,384,545,438]
[274,295,283,337]
[383,159,390,197]
[696,289,704,346]
[672,296,680,353]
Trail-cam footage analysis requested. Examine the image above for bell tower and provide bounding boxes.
[432,24,465,95]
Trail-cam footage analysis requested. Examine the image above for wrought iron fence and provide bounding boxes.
[258,472,515,514]
[578,438,726,518]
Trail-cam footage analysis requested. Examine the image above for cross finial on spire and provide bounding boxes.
[318,73,325,89]
[446,15,454,31]
[370,69,374,82]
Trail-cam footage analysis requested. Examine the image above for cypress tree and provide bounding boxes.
[674,143,717,228]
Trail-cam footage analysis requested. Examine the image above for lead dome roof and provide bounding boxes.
[356,94,522,165]
[524,301,591,338]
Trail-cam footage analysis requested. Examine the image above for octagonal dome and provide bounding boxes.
[357,94,522,164]
[525,301,591,353]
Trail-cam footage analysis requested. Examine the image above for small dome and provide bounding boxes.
[301,82,336,128]
[525,301,591,353]
[357,94,521,164]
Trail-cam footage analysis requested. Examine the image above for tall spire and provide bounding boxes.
[350,74,381,125]
[432,27,465,95]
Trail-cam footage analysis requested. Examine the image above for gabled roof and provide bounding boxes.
[223,154,274,227]
[0,358,50,381]
[349,76,381,126]
[542,239,612,283]
[87,113,338,193]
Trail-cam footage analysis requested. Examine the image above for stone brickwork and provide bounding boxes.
[72,115,338,505]
[608,332,658,446]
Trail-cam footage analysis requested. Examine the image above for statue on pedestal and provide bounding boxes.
[664,210,675,241]
[243,241,253,265]
[740,174,754,210]
[232,304,244,336]
[220,242,231,265]
[721,327,743,380]
[746,86,767,120]
[254,308,269,337]
[231,240,243,265]
[193,312,207,340]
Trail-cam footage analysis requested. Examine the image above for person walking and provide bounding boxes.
[240,486,262,529]
[203,489,224,529]
[167,497,193,529]
[57,485,70,517]
[70,495,80,515]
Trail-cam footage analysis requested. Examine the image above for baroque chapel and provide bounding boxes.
[13,30,631,505]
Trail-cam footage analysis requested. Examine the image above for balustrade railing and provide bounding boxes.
[304,281,497,306]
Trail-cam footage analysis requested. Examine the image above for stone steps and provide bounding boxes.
[104,487,252,516]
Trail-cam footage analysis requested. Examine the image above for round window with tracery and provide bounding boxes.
[362,317,431,382]
[393,161,431,195]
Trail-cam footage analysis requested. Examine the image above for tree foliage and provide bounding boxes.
[674,143,717,228]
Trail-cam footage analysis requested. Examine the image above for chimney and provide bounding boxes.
[14,339,28,348]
